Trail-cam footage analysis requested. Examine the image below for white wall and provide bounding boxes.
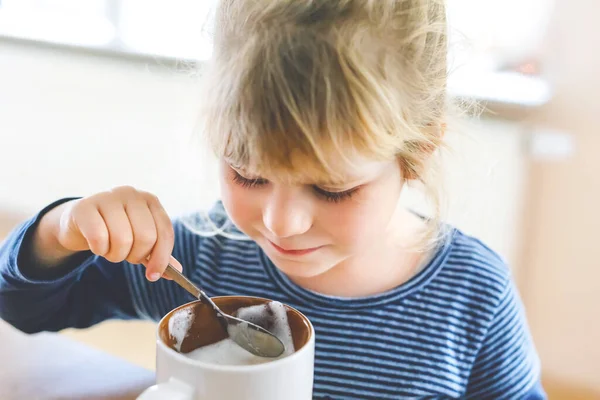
[0,40,218,218]
[518,0,600,389]
[441,119,528,267]
[0,39,528,267]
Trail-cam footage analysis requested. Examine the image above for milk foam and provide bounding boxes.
[169,307,194,352]
[185,301,295,365]
[186,338,274,365]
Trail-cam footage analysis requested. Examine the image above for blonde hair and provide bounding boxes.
[198,0,451,248]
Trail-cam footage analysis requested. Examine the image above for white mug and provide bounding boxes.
[137,296,315,400]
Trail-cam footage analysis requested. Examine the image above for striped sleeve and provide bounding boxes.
[0,203,205,332]
[0,198,140,333]
[465,279,546,399]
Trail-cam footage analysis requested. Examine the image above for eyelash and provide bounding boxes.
[231,170,359,203]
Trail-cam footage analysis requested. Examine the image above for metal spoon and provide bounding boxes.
[163,263,285,358]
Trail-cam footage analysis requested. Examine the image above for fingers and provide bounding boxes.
[143,194,176,281]
[124,199,157,265]
[96,198,134,263]
[68,201,110,254]
[64,186,179,283]
[151,255,184,282]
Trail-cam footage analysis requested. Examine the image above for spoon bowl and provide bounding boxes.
[163,263,285,358]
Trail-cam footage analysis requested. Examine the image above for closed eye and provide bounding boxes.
[230,167,361,203]
[231,169,268,188]
[312,186,360,203]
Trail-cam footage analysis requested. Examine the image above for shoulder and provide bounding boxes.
[420,227,521,339]
[421,229,532,358]
[440,228,513,305]
[445,232,543,398]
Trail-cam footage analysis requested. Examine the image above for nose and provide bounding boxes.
[262,187,313,239]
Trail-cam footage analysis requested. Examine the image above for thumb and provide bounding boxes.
[142,255,183,282]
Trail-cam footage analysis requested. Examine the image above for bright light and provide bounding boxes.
[0,4,116,47]
[118,0,215,60]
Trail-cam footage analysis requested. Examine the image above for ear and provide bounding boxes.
[399,122,445,181]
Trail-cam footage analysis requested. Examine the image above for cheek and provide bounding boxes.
[320,202,386,247]
[320,204,369,247]
[320,183,402,247]
[219,176,262,235]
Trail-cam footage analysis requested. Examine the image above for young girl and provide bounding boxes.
[0,0,545,398]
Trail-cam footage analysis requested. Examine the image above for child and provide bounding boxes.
[0,0,545,398]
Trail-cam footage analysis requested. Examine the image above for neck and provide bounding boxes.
[289,208,429,298]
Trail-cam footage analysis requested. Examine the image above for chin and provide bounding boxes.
[269,256,335,279]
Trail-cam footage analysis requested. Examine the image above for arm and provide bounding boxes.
[0,191,204,333]
[0,198,137,332]
[465,279,546,399]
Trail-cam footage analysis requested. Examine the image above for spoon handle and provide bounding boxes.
[164,263,202,299]
[164,264,221,314]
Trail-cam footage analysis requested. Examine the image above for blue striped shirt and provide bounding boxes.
[0,199,545,399]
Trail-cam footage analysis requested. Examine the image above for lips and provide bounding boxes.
[268,240,323,256]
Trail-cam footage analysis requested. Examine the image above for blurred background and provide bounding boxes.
[0,0,598,398]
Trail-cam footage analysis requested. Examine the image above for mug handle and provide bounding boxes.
[137,377,194,400]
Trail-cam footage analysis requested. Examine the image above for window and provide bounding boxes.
[0,0,216,60]
[0,0,555,67]
[447,0,555,70]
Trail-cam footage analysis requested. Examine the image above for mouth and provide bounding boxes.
[268,240,323,256]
